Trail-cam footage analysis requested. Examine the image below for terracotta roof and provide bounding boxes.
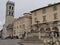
[31,2,60,13]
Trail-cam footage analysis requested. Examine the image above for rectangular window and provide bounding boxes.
[12,7,14,10]
[9,12,10,15]
[20,25,21,28]
[9,6,11,9]
[23,24,25,29]
[34,17,37,22]
[42,8,46,14]
[53,5,57,11]
[23,24,25,27]
[54,13,57,19]
[43,16,46,22]
[12,12,13,15]
[17,26,18,29]
[34,11,37,16]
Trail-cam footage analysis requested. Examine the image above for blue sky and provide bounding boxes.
[0,0,60,30]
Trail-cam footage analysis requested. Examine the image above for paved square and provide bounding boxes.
[0,39,20,45]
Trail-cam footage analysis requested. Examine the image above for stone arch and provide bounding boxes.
[40,28,45,33]
[46,27,51,32]
[52,26,59,37]
[45,27,51,37]
[52,26,59,31]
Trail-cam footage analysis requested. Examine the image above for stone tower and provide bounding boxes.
[2,1,15,38]
[5,1,15,25]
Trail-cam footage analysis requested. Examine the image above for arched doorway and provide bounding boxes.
[40,28,45,38]
[52,27,59,37]
[46,27,51,37]
[46,27,51,32]
[40,28,45,33]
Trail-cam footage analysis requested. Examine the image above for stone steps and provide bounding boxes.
[23,36,42,41]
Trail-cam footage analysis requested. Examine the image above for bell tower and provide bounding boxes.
[5,1,15,37]
[2,1,15,39]
[5,1,15,25]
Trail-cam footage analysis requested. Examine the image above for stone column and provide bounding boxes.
[38,27,41,40]
[24,32,28,39]
[39,32,41,39]
[58,22,60,32]
[57,22,60,37]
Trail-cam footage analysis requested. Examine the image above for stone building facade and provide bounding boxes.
[19,3,60,45]
[30,2,60,38]
[2,1,60,43]
[21,3,60,41]
[13,13,32,38]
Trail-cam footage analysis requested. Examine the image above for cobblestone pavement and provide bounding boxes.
[0,39,20,45]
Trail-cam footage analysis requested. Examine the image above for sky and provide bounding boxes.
[0,0,60,30]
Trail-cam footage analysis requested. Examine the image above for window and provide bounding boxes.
[17,26,18,28]
[12,7,14,10]
[34,11,37,16]
[23,24,25,27]
[12,12,13,15]
[9,12,11,15]
[20,25,21,28]
[53,5,57,11]
[9,6,11,9]
[54,13,57,19]
[23,24,25,29]
[34,18,37,22]
[29,25,32,29]
[43,16,46,22]
[42,8,46,14]
[13,26,16,29]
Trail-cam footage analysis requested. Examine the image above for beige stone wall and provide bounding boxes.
[32,4,60,25]
[5,16,14,26]
[13,19,20,37]
[13,13,32,38]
